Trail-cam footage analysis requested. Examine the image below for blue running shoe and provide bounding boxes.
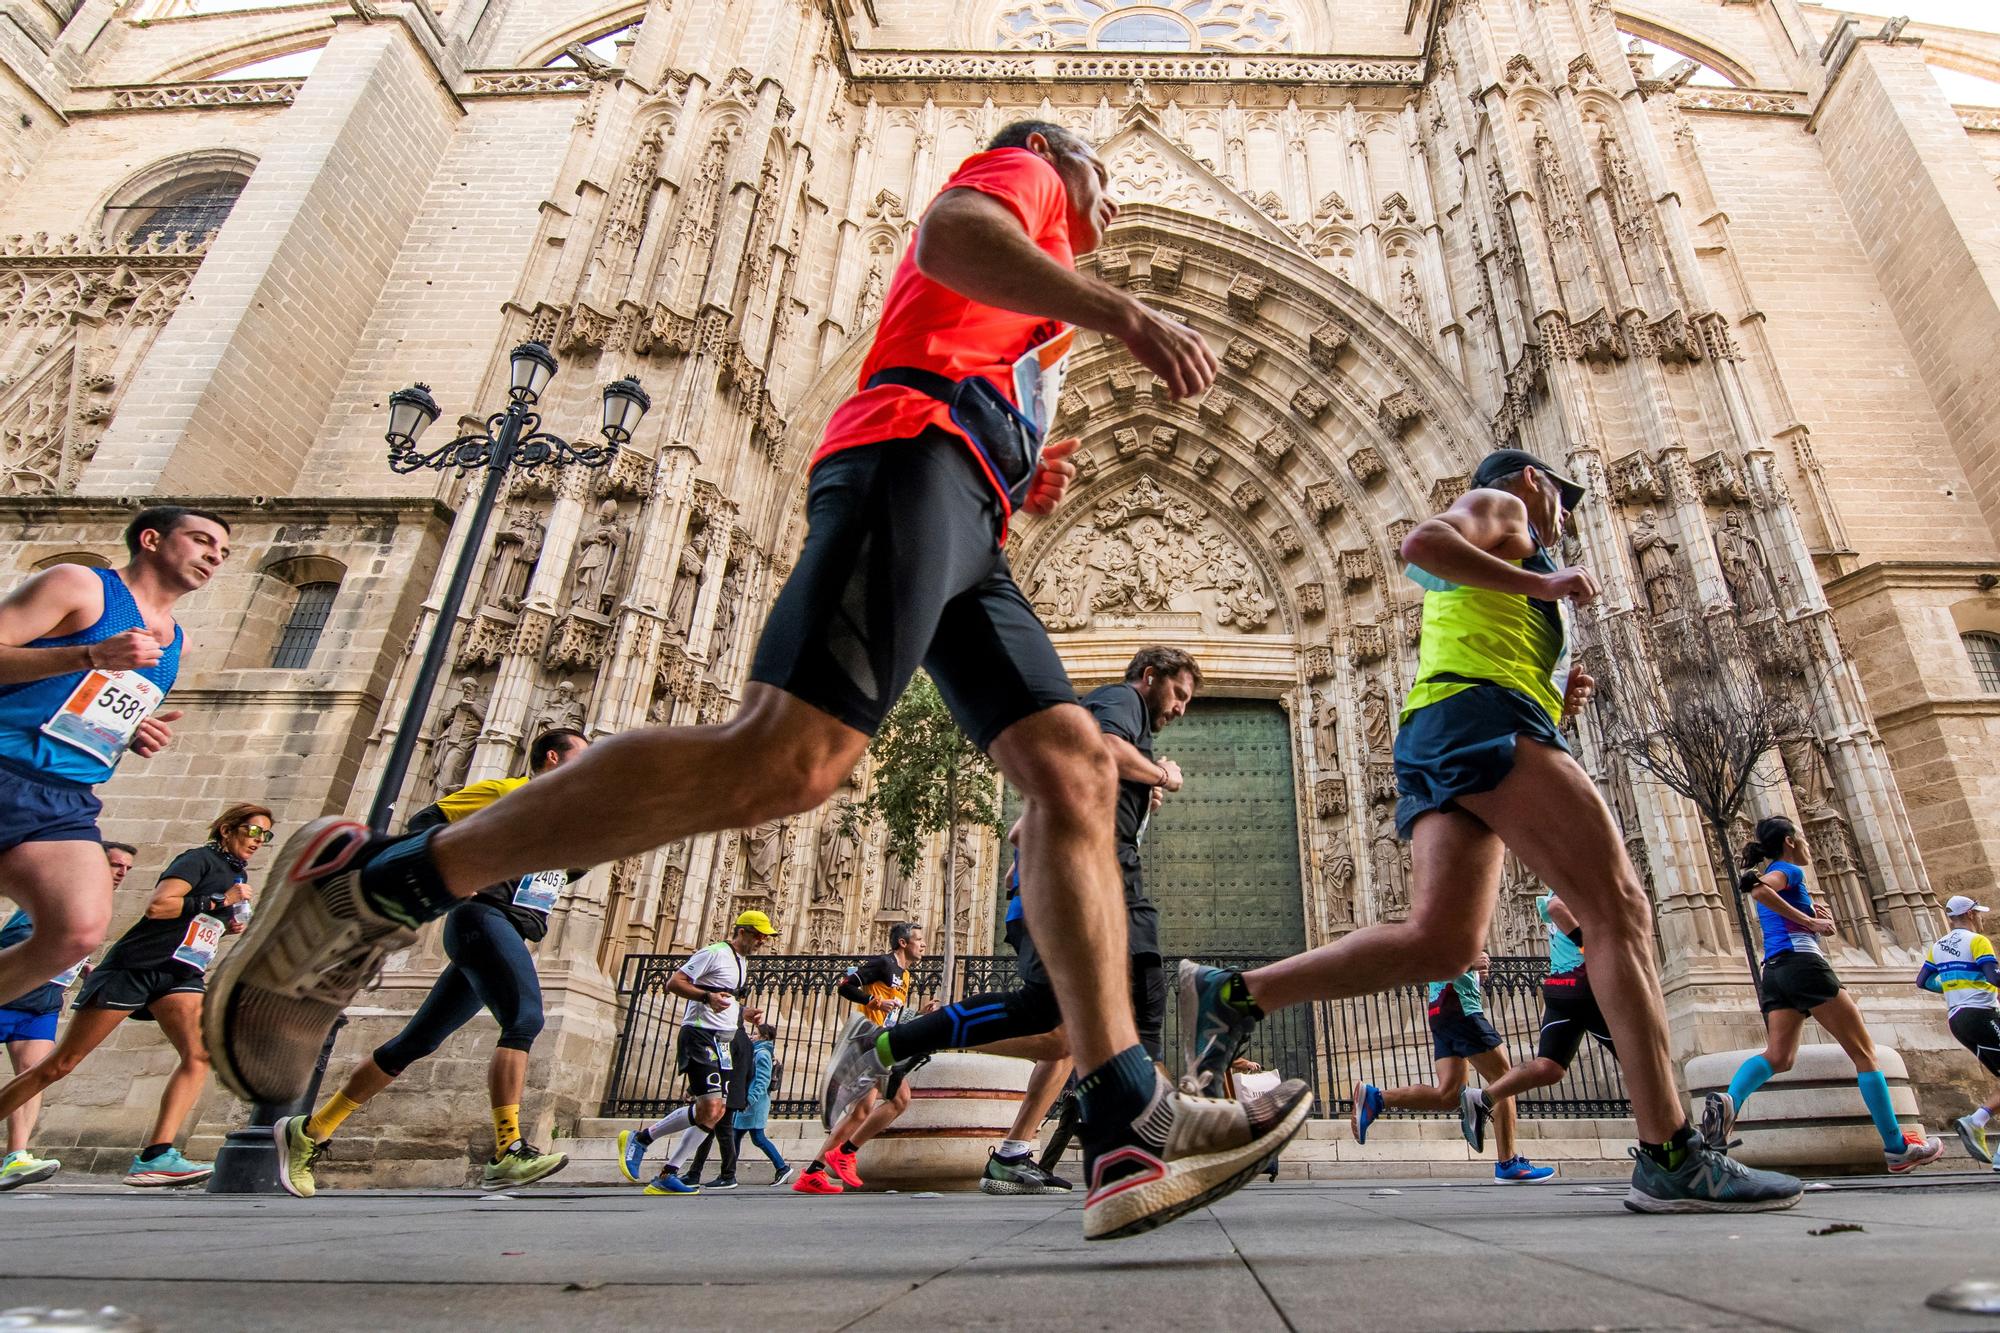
[1176,960,1261,1095]
[617,1127,651,1184]
[1351,1081,1385,1145]
[1458,1086,1490,1153]
[1494,1156,1557,1184]
[124,1147,212,1188]
[642,1169,700,1196]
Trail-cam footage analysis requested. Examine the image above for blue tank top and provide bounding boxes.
[1753,860,1822,961]
[0,567,181,786]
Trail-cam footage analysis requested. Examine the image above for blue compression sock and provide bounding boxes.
[1726,1054,1775,1112]
[1856,1071,1905,1152]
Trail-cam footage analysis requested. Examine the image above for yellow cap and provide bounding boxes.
[734,909,778,936]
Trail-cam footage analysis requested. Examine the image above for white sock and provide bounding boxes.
[666,1125,709,1172]
[997,1139,1035,1159]
[644,1105,692,1142]
[1974,1108,1993,1128]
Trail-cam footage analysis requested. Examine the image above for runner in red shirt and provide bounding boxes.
[209,120,1311,1242]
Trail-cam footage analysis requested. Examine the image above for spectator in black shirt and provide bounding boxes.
[0,804,272,1188]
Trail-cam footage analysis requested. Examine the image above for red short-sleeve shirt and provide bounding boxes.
[812,148,1074,513]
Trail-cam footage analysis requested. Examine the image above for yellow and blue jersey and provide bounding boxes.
[1920,929,1999,1013]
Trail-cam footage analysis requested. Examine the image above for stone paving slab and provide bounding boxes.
[0,1172,1995,1331]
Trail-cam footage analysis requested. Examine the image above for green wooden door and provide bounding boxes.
[1141,698,1307,956]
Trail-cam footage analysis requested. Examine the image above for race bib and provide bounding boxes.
[40,669,163,769]
[172,913,225,972]
[1010,328,1075,435]
[716,1034,733,1072]
[511,870,567,914]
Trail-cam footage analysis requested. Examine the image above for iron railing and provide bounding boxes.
[601,952,1630,1121]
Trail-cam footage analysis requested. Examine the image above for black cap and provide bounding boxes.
[1470,448,1586,512]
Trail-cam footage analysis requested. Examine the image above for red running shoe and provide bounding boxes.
[825,1146,864,1189]
[791,1167,842,1195]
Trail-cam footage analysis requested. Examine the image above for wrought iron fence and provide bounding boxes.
[601,952,1629,1121]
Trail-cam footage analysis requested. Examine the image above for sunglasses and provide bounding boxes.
[235,826,275,844]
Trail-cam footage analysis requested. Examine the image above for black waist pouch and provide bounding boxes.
[867,366,1043,507]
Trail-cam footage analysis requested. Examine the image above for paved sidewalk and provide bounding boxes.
[1,1172,1996,1330]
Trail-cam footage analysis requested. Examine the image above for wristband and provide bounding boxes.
[83,641,98,670]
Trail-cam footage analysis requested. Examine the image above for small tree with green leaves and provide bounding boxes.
[859,671,1003,994]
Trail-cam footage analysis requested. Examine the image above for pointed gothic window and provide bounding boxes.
[996,0,1294,53]
[125,179,247,249]
[1965,632,2000,693]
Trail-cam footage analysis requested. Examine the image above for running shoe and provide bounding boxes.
[0,1150,59,1191]
[203,818,417,1104]
[616,1127,650,1183]
[1955,1114,1992,1166]
[980,1151,1073,1195]
[702,1176,739,1191]
[124,1147,212,1188]
[1699,1091,1737,1152]
[1459,1086,1489,1154]
[1886,1132,1944,1174]
[770,1165,798,1187]
[1494,1156,1557,1184]
[642,1169,699,1195]
[1176,961,1261,1095]
[272,1115,326,1199]
[824,1018,886,1129]
[482,1141,568,1190]
[1623,1143,1802,1213]
[1082,1071,1313,1242]
[791,1167,841,1194]
[1350,1081,1385,1145]
[824,1145,864,1189]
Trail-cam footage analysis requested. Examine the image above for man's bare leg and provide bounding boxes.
[1238,809,1504,1011]
[1008,1054,1073,1144]
[1452,742,1683,1144]
[0,842,112,1008]
[431,687,869,897]
[988,705,1133,1071]
[1380,1057,1467,1112]
[1468,1047,1517,1162]
[1478,1056,1567,1105]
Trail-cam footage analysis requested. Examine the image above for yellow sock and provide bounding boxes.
[492,1104,521,1158]
[305,1092,362,1143]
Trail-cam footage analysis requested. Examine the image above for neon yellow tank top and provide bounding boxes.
[1400,548,1570,725]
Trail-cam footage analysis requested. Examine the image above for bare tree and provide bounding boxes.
[1584,565,1823,982]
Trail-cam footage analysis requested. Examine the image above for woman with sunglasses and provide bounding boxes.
[0,802,271,1186]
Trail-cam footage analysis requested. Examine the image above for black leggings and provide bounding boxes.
[881,955,1167,1066]
[373,901,544,1077]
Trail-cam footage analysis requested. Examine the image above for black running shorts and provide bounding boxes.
[1948,1006,2000,1077]
[1005,920,1167,1060]
[749,432,1075,751]
[73,964,202,1023]
[1535,971,1615,1069]
[1430,1011,1504,1061]
[677,1024,729,1100]
[1757,950,1842,1016]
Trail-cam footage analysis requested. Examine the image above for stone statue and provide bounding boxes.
[490,506,546,611]
[1780,731,1844,825]
[534,679,586,736]
[811,805,859,905]
[1630,509,1681,617]
[664,524,709,641]
[855,263,885,328]
[1359,675,1393,757]
[879,853,912,913]
[708,559,745,663]
[1370,812,1409,922]
[1311,689,1341,767]
[431,677,485,793]
[741,817,790,900]
[1715,512,1772,616]
[646,693,669,726]
[568,499,624,615]
[1319,839,1356,927]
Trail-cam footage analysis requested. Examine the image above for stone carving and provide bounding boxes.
[1257,426,1294,465]
[1298,581,1326,616]
[1359,675,1393,757]
[1305,480,1343,524]
[430,677,486,794]
[709,559,746,662]
[1025,476,1276,632]
[1314,776,1349,818]
[1311,689,1340,766]
[1370,809,1410,922]
[1231,481,1264,513]
[1227,272,1266,315]
[1308,321,1349,369]
[664,523,709,641]
[1693,452,1749,505]
[542,612,609,673]
[741,818,791,901]
[1349,447,1386,485]
[1675,87,1807,115]
[1339,548,1373,590]
[1149,245,1184,289]
[845,51,1421,83]
[485,507,546,612]
[1272,525,1301,558]
[1629,510,1681,617]
[1609,453,1666,504]
[854,263,885,329]
[1322,847,1356,928]
[812,805,860,904]
[108,80,302,110]
[1350,622,1387,665]
[1304,645,1335,681]
[534,680,588,736]
[1291,385,1330,420]
[1715,512,1775,616]
[1223,337,1259,371]
[568,500,626,615]
[470,70,595,96]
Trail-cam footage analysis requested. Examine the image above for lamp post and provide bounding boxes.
[208,343,648,1195]
[367,340,650,831]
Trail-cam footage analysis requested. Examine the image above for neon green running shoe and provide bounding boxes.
[0,1150,60,1191]
[271,1114,325,1198]
[482,1141,568,1190]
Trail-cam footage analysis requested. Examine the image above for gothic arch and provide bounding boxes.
[149,19,335,82]
[513,4,648,69]
[1611,8,1761,87]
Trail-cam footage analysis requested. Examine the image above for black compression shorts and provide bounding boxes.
[1948,1006,2000,1077]
[749,432,1075,751]
[1535,972,1614,1069]
[1758,950,1842,1015]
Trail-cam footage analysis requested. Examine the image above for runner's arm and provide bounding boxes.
[0,564,108,685]
[666,971,721,1004]
[143,877,195,920]
[1914,961,1942,993]
[1100,733,1170,787]
[1748,877,1832,933]
[1399,490,1546,596]
[1545,893,1582,941]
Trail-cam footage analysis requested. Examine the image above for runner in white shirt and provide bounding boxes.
[618,910,778,1194]
[1917,895,2000,1166]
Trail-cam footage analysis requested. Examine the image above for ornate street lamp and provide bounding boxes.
[366,341,648,831]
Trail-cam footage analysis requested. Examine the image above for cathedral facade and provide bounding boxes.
[2,0,1998,1173]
